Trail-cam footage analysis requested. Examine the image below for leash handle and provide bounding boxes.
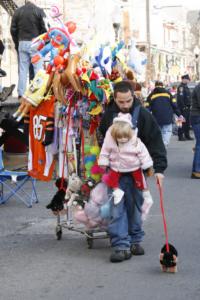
[157,179,170,252]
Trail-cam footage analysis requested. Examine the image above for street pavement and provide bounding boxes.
[0,135,199,300]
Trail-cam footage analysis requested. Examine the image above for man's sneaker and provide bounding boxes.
[178,137,186,141]
[0,68,6,77]
[191,172,200,179]
[0,84,15,102]
[110,249,132,263]
[131,244,145,255]
[185,136,194,141]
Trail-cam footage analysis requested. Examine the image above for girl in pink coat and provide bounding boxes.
[98,112,153,219]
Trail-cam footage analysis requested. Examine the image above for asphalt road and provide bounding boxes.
[0,135,199,300]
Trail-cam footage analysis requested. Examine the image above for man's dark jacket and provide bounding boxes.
[191,84,200,116]
[99,99,167,174]
[10,1,46,49]
[177,83,191,112]
[146,86,181,126]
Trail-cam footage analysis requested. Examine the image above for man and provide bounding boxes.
[145,81,182,146]
[0,38,15,101]
[99,81,167,263]
[190,83,200,179]
[10,0,47,98]
[177,74,193,141]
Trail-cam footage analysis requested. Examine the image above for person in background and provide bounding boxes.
[177,74,194,141]
[10,0,47,98]
[190,83,200,179]
[170,84,177,97]
[0,36,15,102]
[145,81,183,147]
[98,81,167,263]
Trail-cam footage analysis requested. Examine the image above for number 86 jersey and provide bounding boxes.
[28,96,56,181]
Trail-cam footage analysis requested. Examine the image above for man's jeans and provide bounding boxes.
[18,41,43,97]
[108,174,145,250]
[160,124,172,146]
[191,116,200,172]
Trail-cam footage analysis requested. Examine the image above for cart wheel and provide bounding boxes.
[56,225,62,240]
[86,231,93,249]
[87,237,93,249]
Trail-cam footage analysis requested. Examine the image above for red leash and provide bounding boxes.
[60,93,75,190]
[157,179,169,252]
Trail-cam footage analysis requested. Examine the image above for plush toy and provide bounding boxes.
[46,178,68,212]
[160,244,178,273]
[74,182,110,229]
[13,70,52,122]
[79,177,96,202]
[31,26,71,72]
[127,40,147,75]
[60,54,84,93]
[65,173,83,207]
[157,179,178,273]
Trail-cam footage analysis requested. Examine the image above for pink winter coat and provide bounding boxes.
[98,128,153,172]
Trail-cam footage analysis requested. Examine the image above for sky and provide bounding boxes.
[153,0,200,10]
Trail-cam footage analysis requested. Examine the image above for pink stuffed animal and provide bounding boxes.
[74,182,109,228]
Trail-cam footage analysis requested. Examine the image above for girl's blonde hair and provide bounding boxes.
[110,121,133,141]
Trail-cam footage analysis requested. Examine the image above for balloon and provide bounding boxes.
[86,171,91,178]
[85,161,94,170]
[84,144,91,154]
[90,146,100,156]
[84,155,96,164]
[66,21,77,34]
[61,54,84,93]
[100,201,111,219]
[91,174,101,182]
[54,55,64,67]
[52,73,66,104]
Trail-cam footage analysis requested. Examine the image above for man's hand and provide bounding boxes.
[155,173,164,187]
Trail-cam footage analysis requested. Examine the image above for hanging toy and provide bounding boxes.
[127,40,147,75]
[60,54,84,93]
[94,45,112,77]
[31,26,71,73]
[46,178,68,214]
[13,70,52,122]
[31,5,77,73]
[157,179,178,273]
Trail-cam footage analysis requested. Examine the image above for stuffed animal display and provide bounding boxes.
[74,182,110,229]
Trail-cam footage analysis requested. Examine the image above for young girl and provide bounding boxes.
[98,112,153,220]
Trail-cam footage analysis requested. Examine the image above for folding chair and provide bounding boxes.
[0,148,38,207]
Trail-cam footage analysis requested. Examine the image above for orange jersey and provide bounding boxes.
[28,96,55,181]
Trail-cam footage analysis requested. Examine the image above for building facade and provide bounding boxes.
[0,0,199,94]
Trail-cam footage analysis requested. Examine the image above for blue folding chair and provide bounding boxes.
[0,148,38,207]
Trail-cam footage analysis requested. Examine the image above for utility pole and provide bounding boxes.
[146,0,151,84]
[63,0,67,21]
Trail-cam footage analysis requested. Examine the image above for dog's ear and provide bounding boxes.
[55,178,68,189]
[55,178,62,188]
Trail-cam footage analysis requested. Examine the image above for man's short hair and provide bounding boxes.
[113,80,134,98]
[155,81,163,87]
